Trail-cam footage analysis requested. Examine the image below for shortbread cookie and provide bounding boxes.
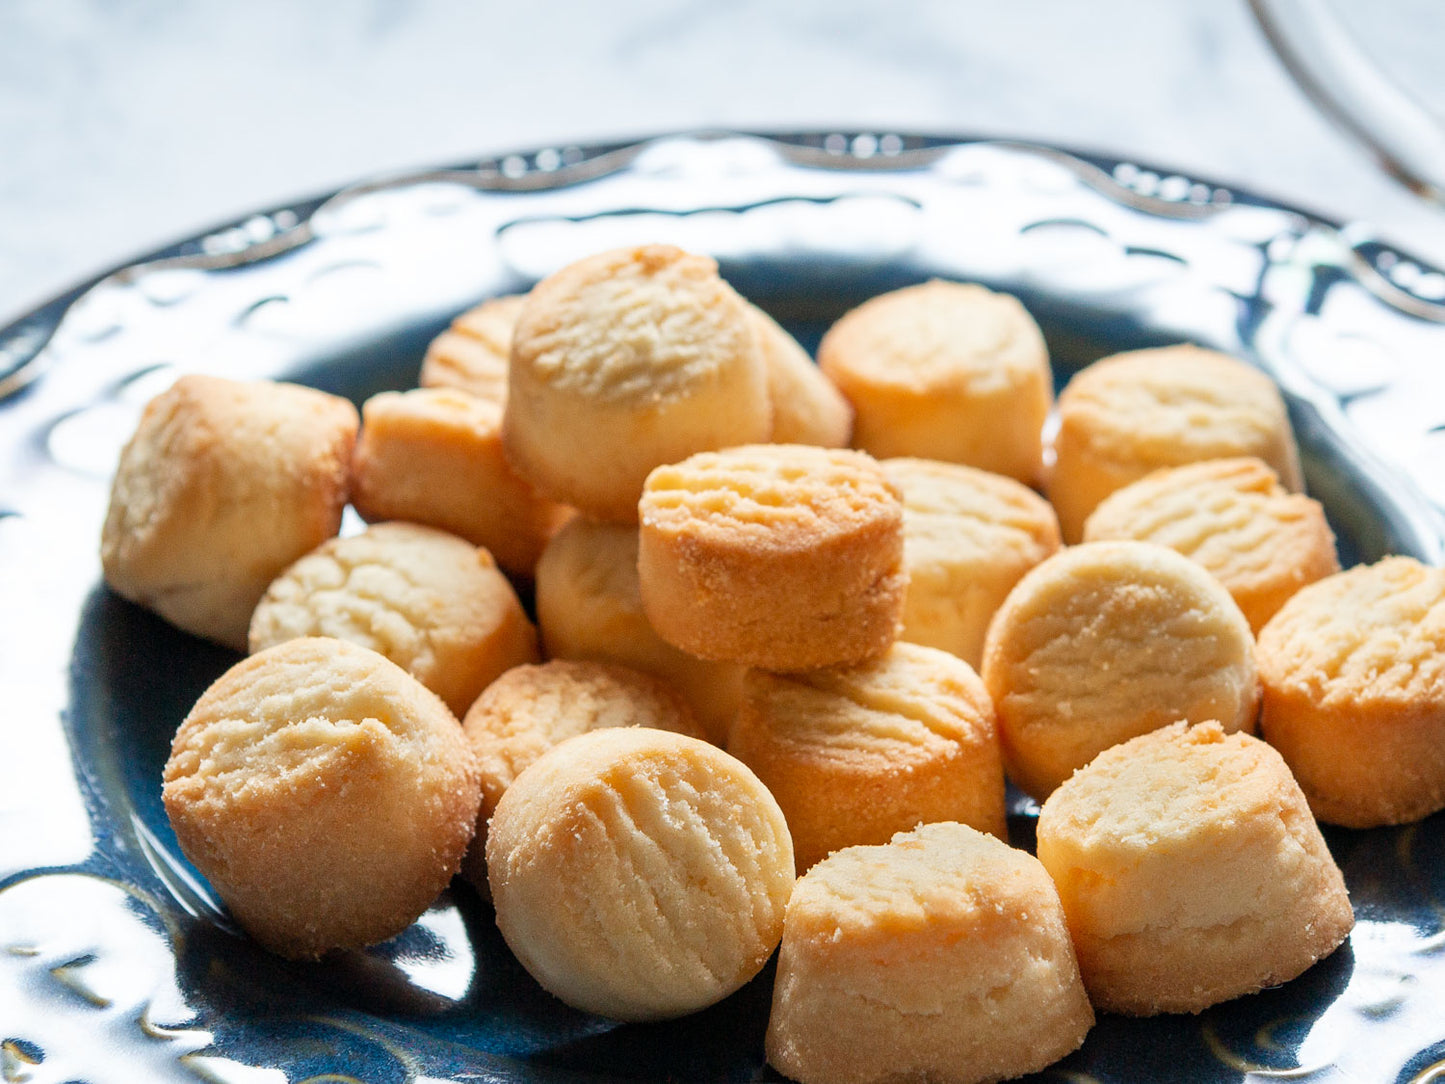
[1083,457,1338,633]
[981,540,1259,800]
[248,522,538,717]
[101,374,358,650]
[748,303,852,447]
[162,638,482,959]
[638,444,907,670]
[817,280,1052,485]
[504,245,772,522]
[350,387,572,576]
[1049,344,1303,542]
[884,457,1062,669]
[534,516,744,745]
[1258,556,1445,827]
[767,822,1093,1084]
[418,293,525,404]
[486,727,794,1021]
[458,660,702,897]
[729,642,1005,872]
[1037,722,1354,1015]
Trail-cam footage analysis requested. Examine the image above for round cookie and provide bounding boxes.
[728,642,1006,872]
[248,522,539,718]
[1083,457,1338,633]
[162,637,482,959]
[486,727,794,1021]
[884,457,1062,669]
[350,386,572,576]
[748,302,852,448]
[817,280,1052,485]
[534,516,744,745]
[1036,721,1354,1015]
[418,293,525,404]
[766,822,1094,1084]
[458,659,702,897]
[503,244,772,522]
[1257,556,1445,827]
[981,540,1259,800]
[1048,344,1304,542]
[638,443,907,671]
[100,374,358,650]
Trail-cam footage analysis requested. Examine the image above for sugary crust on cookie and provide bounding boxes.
[534,516,744,745]
[1257,556,1445,826]
[100,374,358,650]
[638,444,907,670]
[247,522,538,717]
[729,642,1005,872]
[418,293,525,404]
[816,280,1052,484]
[1083,457,1338,633]
[1036,722,1353,1014]
[1049,345,1303,542]
[884,457,1062,668]
[766,822,1093,1084]
[981,540,1259,800]
[350,386,572,575]
[503,245,771,522]
[486,727,794,1021]
[747,303,852,448]
[162,637,481,959]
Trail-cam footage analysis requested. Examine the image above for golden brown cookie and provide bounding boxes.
[486,727,794,1021]
[534,516,744,745]
[884,457,1062,669]
[1083,457,1338,633]
[728,642,1005,872]
[418,294,525,404]
[503,245,772,522]
[248,522,538,717]
[100,374,358,650]
[458,659,701,897]
[162,637,481,959]
[817,280,1052,485]
[1036,722,1354,1015]
[1257,556,1445,827]
[766,822,1093,1084]
[981,540,1259,800]
[1048,344,1303,542]
[638,444,907,670]
[350,386,572,576]
[748,302,852,447]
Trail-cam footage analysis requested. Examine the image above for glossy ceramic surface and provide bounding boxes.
[3,131,1445,1084]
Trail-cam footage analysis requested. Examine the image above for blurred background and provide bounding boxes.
[4,0,1445,327]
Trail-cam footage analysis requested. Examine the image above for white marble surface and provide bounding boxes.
[4,0,1445,325]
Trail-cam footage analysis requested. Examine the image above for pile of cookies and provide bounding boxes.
[99,242,1445,1084]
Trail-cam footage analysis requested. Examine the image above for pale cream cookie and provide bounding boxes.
[981,540,1259,800]
[816,280,1052,485]
[1036,722,1354,1015]
[747,302,852,448]
[728,642,1006,872]
[1048,344,1303,542]
[1257,556,1445,827]
[884,457,1062,669]
[418,293,526,404]
[350,386,572,576]
[766,822,1093,1084]
[638,443,907,671]
[486,727,794,1021]
[534,516,744,745]
[503,245,772,522]
[100,374,358,650]
[248,522,538,717]
[162,637,482,959]
[1083,457,1338,633]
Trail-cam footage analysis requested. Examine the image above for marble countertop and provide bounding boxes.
[4,0,1445,326]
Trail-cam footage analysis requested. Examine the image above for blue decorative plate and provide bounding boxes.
[4,131,1445,1084]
